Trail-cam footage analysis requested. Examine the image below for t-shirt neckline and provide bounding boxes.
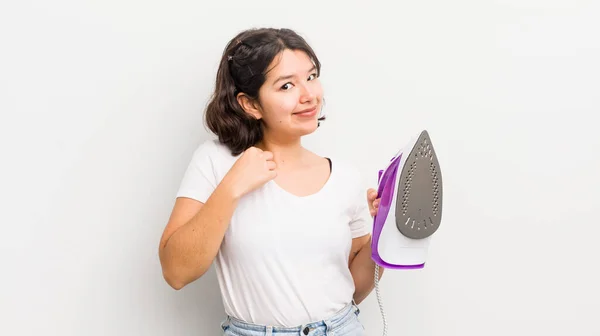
[268,157,334,200]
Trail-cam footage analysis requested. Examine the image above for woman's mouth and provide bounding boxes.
[293,107,317,117]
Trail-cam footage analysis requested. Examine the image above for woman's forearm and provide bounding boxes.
[160,180,240,289]
[350,237,384,304]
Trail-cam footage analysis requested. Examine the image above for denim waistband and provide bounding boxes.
[221,301,361,335]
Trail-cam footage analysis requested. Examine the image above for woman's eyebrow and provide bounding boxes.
[273,65,317,84]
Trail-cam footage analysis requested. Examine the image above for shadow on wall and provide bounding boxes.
[163,265,225,335]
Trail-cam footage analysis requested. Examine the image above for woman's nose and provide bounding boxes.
[299,84,316,103]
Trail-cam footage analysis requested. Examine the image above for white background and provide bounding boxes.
[1,0,599,335]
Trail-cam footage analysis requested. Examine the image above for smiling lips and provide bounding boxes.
[293,106,317,117]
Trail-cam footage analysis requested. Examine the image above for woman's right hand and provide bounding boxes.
[222,146,277,199]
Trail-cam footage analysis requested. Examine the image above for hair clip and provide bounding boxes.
[227,55,233,61]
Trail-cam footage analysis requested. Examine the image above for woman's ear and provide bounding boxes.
[237,93,262,120]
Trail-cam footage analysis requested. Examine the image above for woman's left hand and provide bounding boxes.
[367,188,381,217]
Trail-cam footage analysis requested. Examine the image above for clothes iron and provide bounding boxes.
[371,129,443,268]
[370,130,443,335]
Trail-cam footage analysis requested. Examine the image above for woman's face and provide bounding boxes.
[240,49,323,140]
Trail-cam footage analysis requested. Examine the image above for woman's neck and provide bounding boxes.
[256,135,310,170]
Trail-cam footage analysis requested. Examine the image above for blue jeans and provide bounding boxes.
[220,302,365,335]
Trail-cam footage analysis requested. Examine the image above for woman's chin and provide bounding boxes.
[297,120,320,135]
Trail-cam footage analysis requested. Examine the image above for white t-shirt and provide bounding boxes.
[176,139,371,327]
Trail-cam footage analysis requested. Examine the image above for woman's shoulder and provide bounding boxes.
[183,138,239,187]
[325,156,367,193]
[190,138,238,163]
[326,156,370,208]
[329,156,362,177]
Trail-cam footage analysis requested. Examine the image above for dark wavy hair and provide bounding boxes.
[204,28,324,156]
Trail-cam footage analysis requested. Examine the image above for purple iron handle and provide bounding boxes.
[371,154,425,270]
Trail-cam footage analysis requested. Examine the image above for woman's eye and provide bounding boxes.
[281,83,293,90]
[308,73,317,81]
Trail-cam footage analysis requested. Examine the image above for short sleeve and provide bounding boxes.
[348,168,372,239]
[176,140,218,203]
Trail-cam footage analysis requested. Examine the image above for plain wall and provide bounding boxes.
[1,0,599,335]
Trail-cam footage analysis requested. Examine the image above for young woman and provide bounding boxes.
[159,27,383,336]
